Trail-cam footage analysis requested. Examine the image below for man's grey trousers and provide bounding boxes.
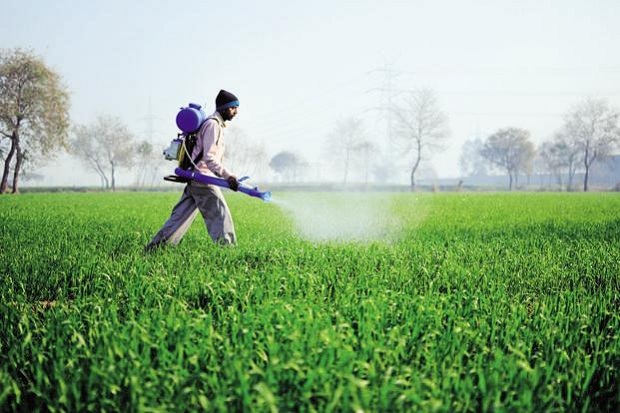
[147,184,236,248]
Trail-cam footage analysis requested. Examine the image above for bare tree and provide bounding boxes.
[0,48,70,193]
[326,117,365,184]
[561,98,620,191]
[71,123,108,188]
[69,115,135,191]
[480,127,535,190]
[394,89,449,189]
[459,138,488,178]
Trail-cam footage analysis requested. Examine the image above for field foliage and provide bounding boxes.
[1,192,619,412]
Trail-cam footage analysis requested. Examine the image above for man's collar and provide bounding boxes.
[212,111,227,128]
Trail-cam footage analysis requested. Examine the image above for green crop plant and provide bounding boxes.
[0,192,618,412]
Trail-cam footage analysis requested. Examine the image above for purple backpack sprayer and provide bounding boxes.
[162,103,271,202]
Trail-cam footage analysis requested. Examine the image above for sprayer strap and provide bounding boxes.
[188,116,220,170]
[190,133,203,166]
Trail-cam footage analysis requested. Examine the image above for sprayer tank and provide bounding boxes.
[176,103,207,133]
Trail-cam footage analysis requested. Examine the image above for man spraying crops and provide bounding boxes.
[145,90,241,250]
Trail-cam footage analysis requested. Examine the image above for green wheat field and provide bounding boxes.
[1,192,619,412]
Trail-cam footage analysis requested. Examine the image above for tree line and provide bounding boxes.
[0,48,269,192]
[270,92,620,191]
[460,99,620,191]
[2,48,619,193]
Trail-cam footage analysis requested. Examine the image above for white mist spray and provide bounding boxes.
[271,192,403,243]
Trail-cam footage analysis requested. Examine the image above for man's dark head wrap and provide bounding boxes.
[216,90,239,110]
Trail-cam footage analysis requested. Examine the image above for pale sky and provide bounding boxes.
[3,0,620,186]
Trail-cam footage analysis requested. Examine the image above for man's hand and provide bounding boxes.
[227,176,239,191]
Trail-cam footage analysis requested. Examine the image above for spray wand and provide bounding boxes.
[172,168,272,202]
